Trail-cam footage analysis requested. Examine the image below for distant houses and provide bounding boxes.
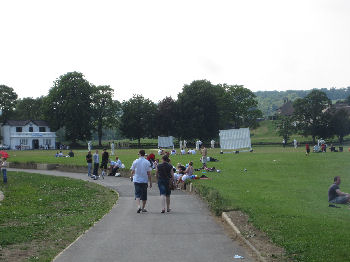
[0,120,56,150]
[276,100,294,116]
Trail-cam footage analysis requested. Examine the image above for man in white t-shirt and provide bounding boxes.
[131,150,152,213]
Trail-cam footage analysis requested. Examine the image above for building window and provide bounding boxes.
[29,127,33,132]
[39,127,46,132]
[44,139,51,146]
[16,127,22,132]
[20,139,28,145]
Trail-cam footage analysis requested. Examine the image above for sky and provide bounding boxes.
[1,0,350,102]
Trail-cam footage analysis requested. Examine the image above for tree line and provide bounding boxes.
[255,87,350,116]
[275,90,350,145]
[0,72,262,147]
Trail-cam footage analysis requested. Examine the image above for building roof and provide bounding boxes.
[277,101,294,116]
[2,120,50,127]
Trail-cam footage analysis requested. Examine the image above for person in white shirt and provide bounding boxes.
[131,150,152,213]
[180,148,186,155]
[211,140,215,149]
[111,141,115,155]
[108,156,122,176]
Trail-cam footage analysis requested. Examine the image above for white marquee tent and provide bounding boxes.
[158,136,174,148]
[219,128,252,150]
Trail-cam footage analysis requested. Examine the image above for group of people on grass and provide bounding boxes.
[86,149,123,180]
[55,150,75,158]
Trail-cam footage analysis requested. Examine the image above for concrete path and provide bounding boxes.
[9,168,256,262]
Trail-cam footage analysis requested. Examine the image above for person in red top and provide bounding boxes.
[305,144,310,156]
[147,153,155,167]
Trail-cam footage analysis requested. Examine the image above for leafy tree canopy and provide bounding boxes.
[119,95,157,147]
[0,85,18,121]
[44,72,93,143]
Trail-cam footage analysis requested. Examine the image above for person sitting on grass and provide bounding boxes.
[174,163,186,182]
[68,150,74,157]
[328,176,350,204]
[177,161,194,188]
[108,156,122,176]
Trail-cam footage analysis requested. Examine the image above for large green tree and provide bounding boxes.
[176,80,221,140]
[43,72,93,143]
[155,97,178,137]
[0,85,18,121]
[293,90,332,144]
[119,95,157,147]
[217,84,262,129]
[91,85,120,146]
[275,115,296,145]
[330,108,350,144]
[14,97,45,120]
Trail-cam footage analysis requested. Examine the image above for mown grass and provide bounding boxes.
[4,146,350,261]
[193,147,350,262]
[0,172,117,262]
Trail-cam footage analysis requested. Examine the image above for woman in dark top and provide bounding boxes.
[156,155,175,213]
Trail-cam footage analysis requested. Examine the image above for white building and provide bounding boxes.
[1,120,56,150]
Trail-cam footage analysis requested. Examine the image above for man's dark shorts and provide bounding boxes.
[329,196,349,204]
[100,162,108,170]
[134,182,148,200]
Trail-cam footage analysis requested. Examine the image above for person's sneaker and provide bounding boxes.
[137,208,142,213]
[141,209,147,213]
[161,210,165,213]
[167,209,171,212]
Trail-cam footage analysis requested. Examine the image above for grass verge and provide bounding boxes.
[191,147,350,262]
[0,171,117,262]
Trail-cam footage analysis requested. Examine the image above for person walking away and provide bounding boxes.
[100,148,109,179]
[1,157,7,183]
[86,151,93,177]
[131,150,152,213]
[305,144,310,156]
[92,150,99,180]
[156,155,175,213]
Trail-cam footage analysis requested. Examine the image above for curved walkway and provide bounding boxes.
[9,168,256,262]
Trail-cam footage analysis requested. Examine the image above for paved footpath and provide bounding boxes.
[10,168,256,262]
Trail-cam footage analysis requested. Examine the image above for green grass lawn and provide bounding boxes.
[0,172,117,262]
[3,146,350,261]
[193,147,350,262]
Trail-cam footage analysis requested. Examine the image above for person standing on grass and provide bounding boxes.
[201,145,208,168]
[1,157,7,183]
[305,144,310,156]
[156,155,175,213]
[100,148,109,178]
[86,151,92,177]
[92,150,99,179]
[328,176,350,204]
[131,150,152,213]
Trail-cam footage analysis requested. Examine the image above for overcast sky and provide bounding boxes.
[1,0,349,102]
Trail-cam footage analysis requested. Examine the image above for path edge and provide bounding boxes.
[51,184,120,261]
[222,212,267,262]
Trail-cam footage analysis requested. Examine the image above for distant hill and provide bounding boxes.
[254,87,350,116]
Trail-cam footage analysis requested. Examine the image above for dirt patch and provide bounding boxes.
[226,210,290,262]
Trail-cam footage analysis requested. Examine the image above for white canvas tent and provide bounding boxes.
[219,128,252,150]
[158,136,174,148]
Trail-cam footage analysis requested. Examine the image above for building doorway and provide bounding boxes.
[32,139,39,149]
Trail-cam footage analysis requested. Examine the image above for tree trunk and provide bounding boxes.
[339,135,343,145]
[312,135,316,144]
[98,118,103,146]
[138,137,141,148]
